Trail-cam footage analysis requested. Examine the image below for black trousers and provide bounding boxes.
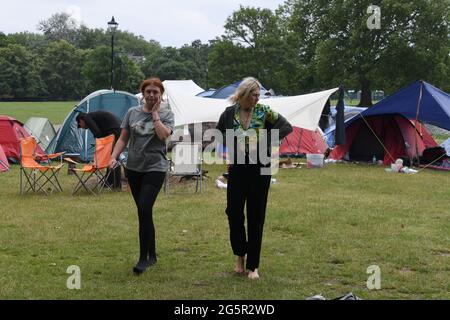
[226,164,271,271]
[107,130,122,189]
[126,169,166,261]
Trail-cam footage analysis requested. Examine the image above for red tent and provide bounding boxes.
[280,126,328,156]
[0,144,9,172]
[0,115,44,162]
[329,115,438,165]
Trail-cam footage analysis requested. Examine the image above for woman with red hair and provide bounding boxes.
[110,77,174,274]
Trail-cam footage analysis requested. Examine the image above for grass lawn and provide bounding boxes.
[0,101,77,125]
[0,161,449,299]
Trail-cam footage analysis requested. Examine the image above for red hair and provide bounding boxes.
[140,77,164,95]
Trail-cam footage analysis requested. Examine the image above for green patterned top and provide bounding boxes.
[232,103,279,154]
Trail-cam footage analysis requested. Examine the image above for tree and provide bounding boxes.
[291,0,450,106]
[40,40,86,100]
[82,46,143,93]
[75,26,109,49]
[37,12,78,43]
[179,40,211,88]
[114,53,145,93]
[0,44,45,100]
[207,40,253,88]
[0,32,14,47]
[141,45,204,82]
[7,32,47,50]
[209,6,293,94]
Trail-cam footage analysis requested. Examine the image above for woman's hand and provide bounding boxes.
[109,157,118,169]
[151,96,161,113]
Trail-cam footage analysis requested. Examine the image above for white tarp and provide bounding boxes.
[166,87,338,130]
[442,137,450,156]
[136,80,204,102]
[163,80,204,96]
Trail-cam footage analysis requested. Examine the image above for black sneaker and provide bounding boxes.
[133,259,151,274]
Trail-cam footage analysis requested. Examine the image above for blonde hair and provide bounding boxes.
[228,77,261,104]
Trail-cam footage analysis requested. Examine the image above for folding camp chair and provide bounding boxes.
[164,142,203,194]
[19,136,64,195]
[65,134,115,195]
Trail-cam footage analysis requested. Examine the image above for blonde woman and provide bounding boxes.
[216,77,292,279]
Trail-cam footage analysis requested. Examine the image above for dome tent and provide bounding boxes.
[0,115,45,163]
[47,90,139,162]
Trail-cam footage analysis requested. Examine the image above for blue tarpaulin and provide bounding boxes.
[346,81,450,131]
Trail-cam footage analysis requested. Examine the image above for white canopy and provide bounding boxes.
[442,137,450,156]
[166,87,338,130]
[136,79,204,101]
[163,80,204,96]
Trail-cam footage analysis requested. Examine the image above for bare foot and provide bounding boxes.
[248,269,259,279]
[234,256,245,274]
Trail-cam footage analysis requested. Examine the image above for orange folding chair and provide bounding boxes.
[19,136,64,195]
[65,134,115,195]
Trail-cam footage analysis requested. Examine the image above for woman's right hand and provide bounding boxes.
[109,158,117,169]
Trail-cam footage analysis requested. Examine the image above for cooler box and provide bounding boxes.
[306,154,324,168]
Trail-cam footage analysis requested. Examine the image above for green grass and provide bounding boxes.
[0,162,449,299]
[0,101,76,124]
[434,134,450,144]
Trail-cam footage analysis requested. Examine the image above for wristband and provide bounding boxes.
[153,118,161,122]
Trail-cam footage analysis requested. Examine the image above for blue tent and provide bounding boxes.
[196,88,216,98]
[47,90,139,162]
[325,81,450,148]
[346,81,450,130]
[205,81,272,99]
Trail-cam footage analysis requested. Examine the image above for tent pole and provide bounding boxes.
[414,82,423,168]
[85,99,90,162]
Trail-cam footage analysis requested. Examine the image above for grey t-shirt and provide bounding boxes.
[121,104,175,172]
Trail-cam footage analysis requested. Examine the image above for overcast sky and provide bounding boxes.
[1,0,286,47]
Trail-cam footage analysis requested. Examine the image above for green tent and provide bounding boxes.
[24,117,56,150]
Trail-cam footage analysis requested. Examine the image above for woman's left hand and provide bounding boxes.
[151,96,161,114]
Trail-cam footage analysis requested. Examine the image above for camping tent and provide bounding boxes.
[0,115,45,162]
[47,90,139,162]
[196,89,216,98]
[348,81,450,130]
[280,127,328,156]
[205,81,272,100]
[329,115,438,164]
[0,145,9,172]
[328,80,449,164]
[24,117,56,150]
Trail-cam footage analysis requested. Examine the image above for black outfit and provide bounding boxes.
[216,105,292,271]
[126,170,166,264]
[79,110,122,189]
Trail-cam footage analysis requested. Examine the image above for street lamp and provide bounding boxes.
[107,16,118,90]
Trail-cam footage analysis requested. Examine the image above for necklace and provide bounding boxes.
[240,108,253,130]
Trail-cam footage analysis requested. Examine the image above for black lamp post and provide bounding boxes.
[107,16,118,90]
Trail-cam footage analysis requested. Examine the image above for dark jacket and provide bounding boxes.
[216,105,293,164]
[82,110,121,139]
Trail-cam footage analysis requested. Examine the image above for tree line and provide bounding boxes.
[0,0,449,106]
